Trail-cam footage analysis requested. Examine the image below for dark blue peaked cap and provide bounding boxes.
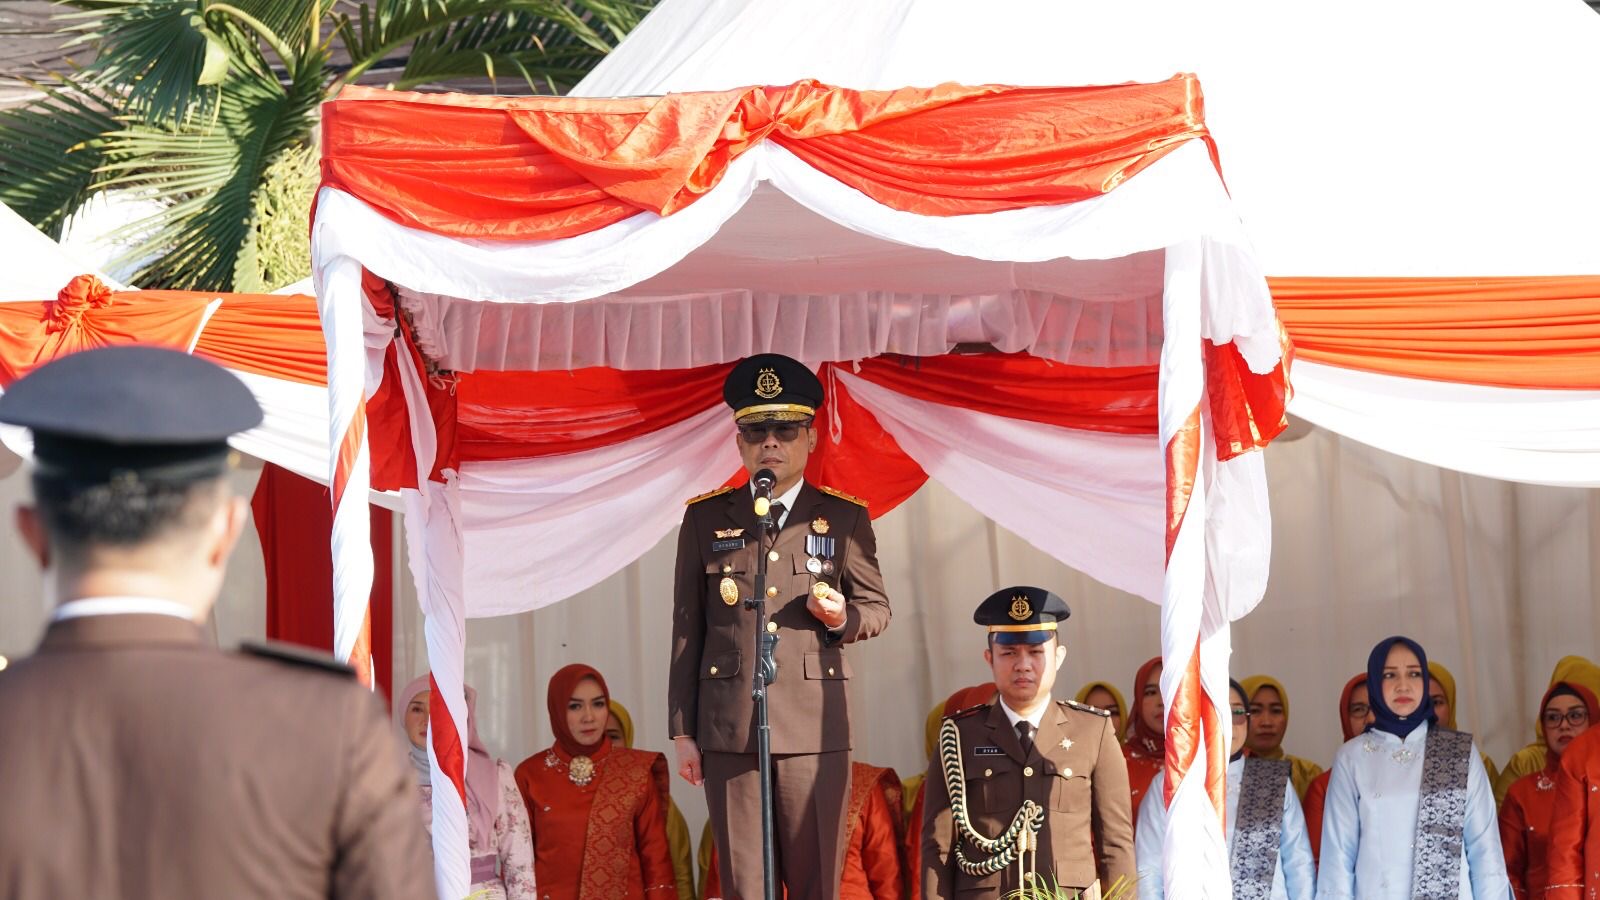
[0,346,262,482]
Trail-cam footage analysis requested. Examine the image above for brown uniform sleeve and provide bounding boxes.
[330,684,435,900]
[832,504,891,646]
[920,739,957,900]
[668,505,707,738]
[1089,712,1135,888]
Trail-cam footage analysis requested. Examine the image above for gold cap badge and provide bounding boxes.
[1008,596,1032,621]
[753,367,782,399]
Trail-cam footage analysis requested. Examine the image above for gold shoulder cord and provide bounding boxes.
[939,717,1044,886]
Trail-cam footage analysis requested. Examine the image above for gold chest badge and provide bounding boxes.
[811,517,829,534]
[720,577,739,606]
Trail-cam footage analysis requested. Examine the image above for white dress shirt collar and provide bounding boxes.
[751,478,805,529]
[52,596,197,623]
[999,697,1049,731]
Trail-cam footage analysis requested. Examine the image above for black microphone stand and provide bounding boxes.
[745,478,780,900]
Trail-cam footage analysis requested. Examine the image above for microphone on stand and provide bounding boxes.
[752,468,776,518]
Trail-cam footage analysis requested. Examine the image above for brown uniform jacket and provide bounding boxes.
[921,699,1135,898]
[0,614,433,900]
[669,481,890,754]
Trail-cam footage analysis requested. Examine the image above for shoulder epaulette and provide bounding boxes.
[947,703,989,721]
[240,640,356,677]
[819,485,868,508]
[1065,699,1112,717]
[685,486,736,506]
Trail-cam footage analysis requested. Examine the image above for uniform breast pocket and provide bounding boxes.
[1049,768,1091,813]
[802,650,850,680]
[966,762,1017,815]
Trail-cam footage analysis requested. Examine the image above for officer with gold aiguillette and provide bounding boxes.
[922,586,1135,900]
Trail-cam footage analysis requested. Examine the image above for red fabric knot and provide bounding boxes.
[47,274,114,334]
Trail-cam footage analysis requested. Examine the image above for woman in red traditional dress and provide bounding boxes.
[1122,656,1164,830]
[515,664,677,900]
[1500,680,1597,900]
[1301,673,1370,864]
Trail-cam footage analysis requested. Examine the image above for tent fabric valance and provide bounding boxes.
[320,76,1211,240]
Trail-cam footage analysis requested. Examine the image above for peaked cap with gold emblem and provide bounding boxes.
[974,585,1070,645]
[723,353,823,425]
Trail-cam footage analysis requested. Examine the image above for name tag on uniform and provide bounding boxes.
[711,538,745,552]
[973,746,1005,755]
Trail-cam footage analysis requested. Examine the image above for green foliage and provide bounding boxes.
[234,142,318,292]
[1003,874,1137,900]
[0,77,120,238]
[0,0,652,290]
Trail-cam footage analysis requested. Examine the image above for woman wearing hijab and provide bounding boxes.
[1135,679,1315,899]
[1301,674,1372,864]
[1124,657,1165,827]
[606,700,696,900]
[398,675,537,899]
[1241,675,1325,801]
[1496,656,1600,804]
[1076,680,1128,742]
[1315,637,1510,899]
[515,664,676,900]
[1499,681,1595,900]
[1428,660,1503,790]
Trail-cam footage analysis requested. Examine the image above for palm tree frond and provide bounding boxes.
[97,59,321,288]
[0,77,123,238]
[59,0,226,122]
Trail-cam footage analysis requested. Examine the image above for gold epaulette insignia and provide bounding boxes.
[818,485,867,507]
[685,486,736,506]
[1065,699,1111,718]
[947,703,989,721]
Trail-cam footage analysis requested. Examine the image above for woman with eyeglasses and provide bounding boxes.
[1301,674,1373,865]
[1494,656,1600,805]
[1315,636,1510,900]
[1135,678,1315,899]
[1498,681,1596,900]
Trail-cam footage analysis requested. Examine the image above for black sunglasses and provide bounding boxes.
[738,421,812,444]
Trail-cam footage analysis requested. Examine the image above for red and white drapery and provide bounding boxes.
[311,76,1284,899]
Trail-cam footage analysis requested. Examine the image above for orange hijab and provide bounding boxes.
[1336,673,1366,741]
[548,663,610,757]
[1130,656,1164,754]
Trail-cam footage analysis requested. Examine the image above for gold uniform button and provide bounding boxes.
[722,565,732,574]
[768,550,780,562]
[767,621,778,633]
[1023,766,1034,777]
[827,667,835,676]
[766,586,779,598]
[984,768,993,777]
[709,666,719,675]
[1063,768,1072,777]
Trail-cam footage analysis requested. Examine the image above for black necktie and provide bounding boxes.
[1016,721,1034,756]
[767,501,786,534]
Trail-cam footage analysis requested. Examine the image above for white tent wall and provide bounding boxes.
[390,425,1600,848]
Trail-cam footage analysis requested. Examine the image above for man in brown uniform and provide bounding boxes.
[922,587,1134,899]
[669,353,892,900]
[0,347,432,899]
